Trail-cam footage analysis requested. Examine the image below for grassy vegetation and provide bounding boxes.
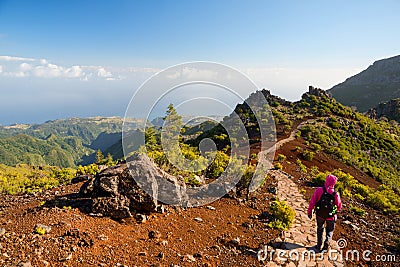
[0,164,77,195]
[348,204,366,217]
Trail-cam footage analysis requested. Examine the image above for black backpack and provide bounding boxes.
[315,187,337,219]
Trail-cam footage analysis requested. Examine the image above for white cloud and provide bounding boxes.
[67,66,84,78]
[0,56,121,80]
[166,71,181,79]
[0,55,162,82]
[19,63,32,72]
[97,67,112,78]
[182,67,218,80]
[3,71,27,77]
[0,65,3,73]
[0,55,35,62]
[166,67,218,80]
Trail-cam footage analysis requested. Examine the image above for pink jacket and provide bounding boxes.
[307,175,342,220]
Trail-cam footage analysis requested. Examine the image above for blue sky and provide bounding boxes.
[1,0,400,124]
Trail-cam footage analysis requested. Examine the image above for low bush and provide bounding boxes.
[296,159,307,173]
[268,199,296,230]
[35,227,46,235]
[277,154,287,162]
[274,163,283,170]
[302,150,315,161]
[349,204,366,216]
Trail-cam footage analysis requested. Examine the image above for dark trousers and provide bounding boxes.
[316,217,336,248]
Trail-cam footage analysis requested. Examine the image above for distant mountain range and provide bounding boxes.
[0,115,223,167]
[329,55,400,112]
[151,115,224,127]
[0,117,142,167]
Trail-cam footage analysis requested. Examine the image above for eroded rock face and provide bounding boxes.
[79,153,186,219]
[368,98,400,122]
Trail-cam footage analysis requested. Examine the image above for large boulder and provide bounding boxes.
[79,153,186,219]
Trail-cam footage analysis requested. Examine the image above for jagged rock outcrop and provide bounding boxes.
[79,153,186,219]
[305,86,332,99]
[260,89,292,106]
[367,98,400,122]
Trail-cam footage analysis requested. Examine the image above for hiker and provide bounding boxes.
[307,174,342,252]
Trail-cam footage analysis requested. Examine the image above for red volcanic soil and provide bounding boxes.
[0,179,281,267]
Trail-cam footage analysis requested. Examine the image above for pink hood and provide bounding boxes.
[324,174,337,194]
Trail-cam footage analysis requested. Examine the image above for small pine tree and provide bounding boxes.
[105,153,114,166]
[95,149,105,164]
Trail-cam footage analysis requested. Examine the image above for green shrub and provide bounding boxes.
[268,199,296,230]
[0,164,76,195]
[302,150,315,161]
[35,227,46,235]
[352,183,370,197]
[237,164,256,190]
[311,143,322,152]
[76,164,99,176]
[271,101,280,107]
[312,172,326,186]
[296,159,307,173]
[250,153,258,160]
[274,163,283,170]
[184,174,202,186]
[207,151,230,178]
[349,204,366,216]
[310,166,320,176]
[354,193,365,201]
[55,167,77,184]
[366,191,398,213]
[277,154,287,162]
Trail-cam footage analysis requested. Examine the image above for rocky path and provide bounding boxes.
[257,120,346,266]
[262,170,345,267]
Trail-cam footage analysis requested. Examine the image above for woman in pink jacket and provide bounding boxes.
[307,174,342,252]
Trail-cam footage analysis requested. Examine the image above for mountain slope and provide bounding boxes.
[0,117,137,167]
[329,55,400,112]
[0,134,88,167]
